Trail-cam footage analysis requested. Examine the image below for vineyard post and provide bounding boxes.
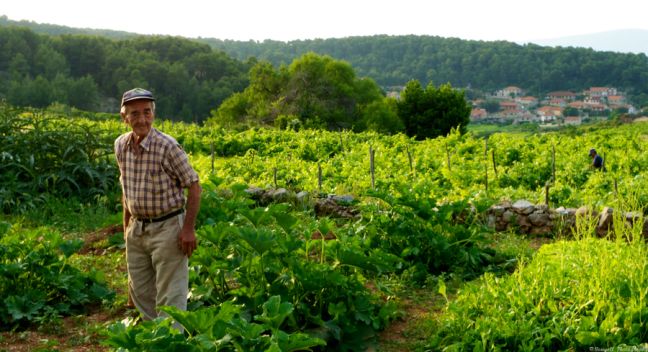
[446,142,451,171]
[491,149,498,179]
[552,144,556,183]
[370,146,375,189]
[273,167,277,188]
[545,182,550,207]
[614,178,618,198]
[484,139,488,193]
[406,146,413,175]
[210,142,215,175]
[339,133,344,152]
[318,163,322,193]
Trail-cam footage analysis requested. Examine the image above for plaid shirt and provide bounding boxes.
[115,128,199,218]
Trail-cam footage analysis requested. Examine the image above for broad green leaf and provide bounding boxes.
[255,296,294,331]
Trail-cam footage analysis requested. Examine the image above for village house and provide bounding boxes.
[584,95,603,104]
[511,111,538,123]
[499,100,518,112]
[607,95,626,107]
[546,91,576,101]
[586,87,617,98]
[547,98,567,107]
[584,101,607,112]
[500,109,525,118]
[470,108,488,120]
[568,101,588,110]
[564,116,582,125]
[515,96,538,109]
[536,106,563,122]
[496,86,524,98]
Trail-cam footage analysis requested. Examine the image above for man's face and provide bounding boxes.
[122,100,154,138]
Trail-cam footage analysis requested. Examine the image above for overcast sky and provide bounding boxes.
[3,0,648,43]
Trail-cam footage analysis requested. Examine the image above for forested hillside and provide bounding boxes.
[202,36,648,105]
[2,17,648,116]
[0,26,250,121]
[0,15,136,39]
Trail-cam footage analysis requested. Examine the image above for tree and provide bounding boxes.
[210,53,388,131]
[34,45,68,79]
[563,106,579,117]
[359,98,403,134]
[9,53,29,80]
[397,80,470,140]
[481,99,501,113]
[67,75,99,111]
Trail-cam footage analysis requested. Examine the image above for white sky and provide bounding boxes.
[2,0,648,43]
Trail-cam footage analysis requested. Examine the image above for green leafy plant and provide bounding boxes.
[0,105,119,214]
[103,297,326,351]
[427,234,648,350]
[189,192,400,349]
[0,225,114,330]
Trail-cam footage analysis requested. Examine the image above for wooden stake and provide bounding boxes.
[545,182,550,207]
[210,142,215,175]
[318,163,322,193]
[370,146,375,189]
[552,144,556,183]
[273,167,277,188]
[445,142,451,171]
[484,139,488,193]
[406,146,413,173]
[491,149,498,179]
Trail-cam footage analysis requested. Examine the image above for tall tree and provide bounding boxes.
[210,53,389,131]
[397,80,470,140]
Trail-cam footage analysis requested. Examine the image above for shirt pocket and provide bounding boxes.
[148,169,168,195]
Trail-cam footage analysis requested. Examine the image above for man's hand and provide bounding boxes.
[179,182,201,258]
[178,228,197,258]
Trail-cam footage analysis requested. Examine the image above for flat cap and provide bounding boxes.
[121,88,155,106]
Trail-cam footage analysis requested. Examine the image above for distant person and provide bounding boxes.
[114,88,201,325]
[589,148,605,171]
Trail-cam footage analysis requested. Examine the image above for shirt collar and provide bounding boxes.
[127,128,157,152]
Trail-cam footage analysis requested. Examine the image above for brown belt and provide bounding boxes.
[137,208,184,224]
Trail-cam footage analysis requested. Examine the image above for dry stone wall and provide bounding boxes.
[487,200,648,237]
[244,187,359,219]
[243,188,647,237]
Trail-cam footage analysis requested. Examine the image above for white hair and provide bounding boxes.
[121,101,156,115]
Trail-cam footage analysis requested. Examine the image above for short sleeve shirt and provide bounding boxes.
[115,128,199,218]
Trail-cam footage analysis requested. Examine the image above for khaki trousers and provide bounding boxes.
[125,213,188,322]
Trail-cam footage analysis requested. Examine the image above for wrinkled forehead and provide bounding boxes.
[123,100,155,114]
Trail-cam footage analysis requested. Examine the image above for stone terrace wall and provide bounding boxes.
[487,200,648,237]
[242,188,647,237]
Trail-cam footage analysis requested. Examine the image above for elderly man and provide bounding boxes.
[114,88,201,322]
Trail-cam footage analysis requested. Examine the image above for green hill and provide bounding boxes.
[2,15,648,112]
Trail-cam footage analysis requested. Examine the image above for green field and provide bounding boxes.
[2,105,648,351]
